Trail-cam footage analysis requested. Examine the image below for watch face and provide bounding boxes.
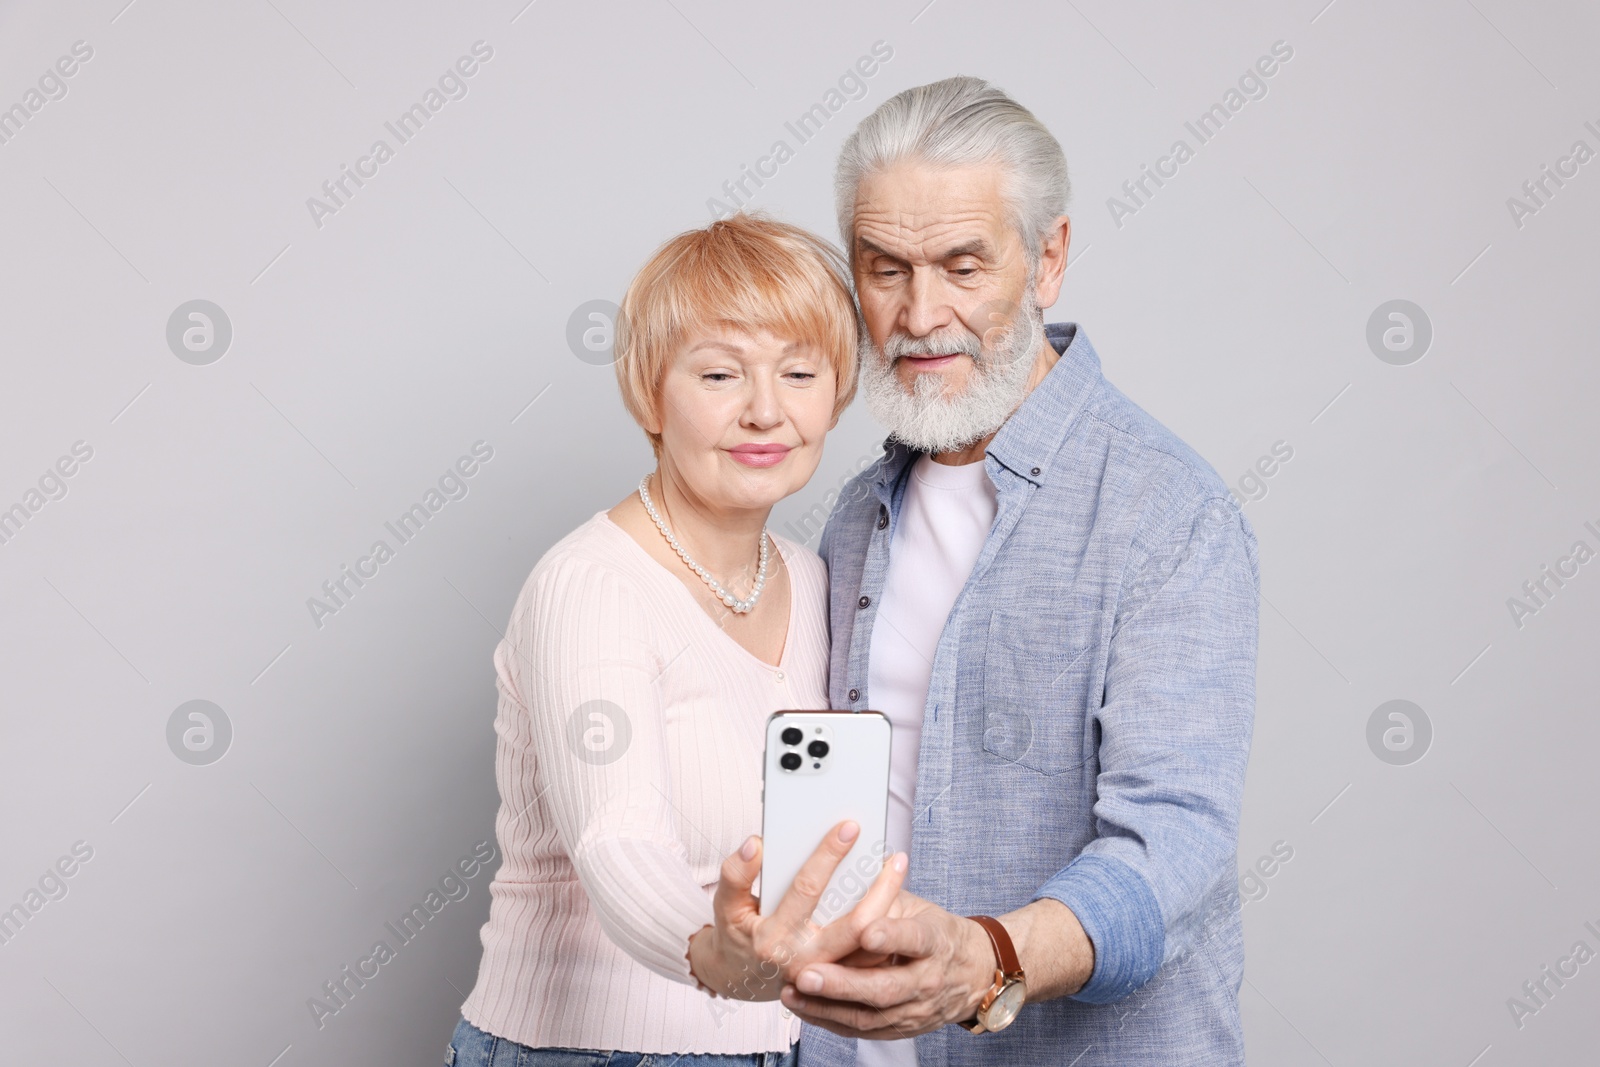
[983,981,1026,1031]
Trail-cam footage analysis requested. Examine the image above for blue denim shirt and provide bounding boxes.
[804,323,1259,1067]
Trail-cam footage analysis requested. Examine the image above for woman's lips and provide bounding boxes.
[728,444,792,468]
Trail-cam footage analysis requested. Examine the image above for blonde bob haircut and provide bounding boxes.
[613,213,859,455]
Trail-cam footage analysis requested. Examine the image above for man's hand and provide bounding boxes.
[778,892,995,1038]
[780,896,1095,1038]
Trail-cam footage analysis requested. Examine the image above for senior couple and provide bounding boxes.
[448,77,1260,1067]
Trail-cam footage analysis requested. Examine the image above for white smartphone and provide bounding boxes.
[758,710,891,921]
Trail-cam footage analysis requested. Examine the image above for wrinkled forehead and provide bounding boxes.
[850,162,1015,264]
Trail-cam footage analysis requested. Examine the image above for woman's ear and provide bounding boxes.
[640,399,662,437]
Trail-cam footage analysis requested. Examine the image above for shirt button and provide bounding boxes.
[858,595,870,609]
[848,688,859,702]
[877,505,889,530]
[1031,466,1042,477]
[775,670,785,683]
[782,1008,793,1019]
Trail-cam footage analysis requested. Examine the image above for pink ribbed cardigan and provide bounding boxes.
[461,511,824,1053]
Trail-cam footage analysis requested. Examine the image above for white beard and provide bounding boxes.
[859,293,1044,455]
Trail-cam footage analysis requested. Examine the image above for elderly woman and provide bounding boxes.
[446,214,898,1067]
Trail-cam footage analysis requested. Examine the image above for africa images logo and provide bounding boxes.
[1107,40,1294,228]
[705,40,893,219]
[306,441,494,630]
[305,41,495,229]
[306,841,497,1030]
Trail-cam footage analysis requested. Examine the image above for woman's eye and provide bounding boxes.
[786,372,816,382]
[703,372,734,382]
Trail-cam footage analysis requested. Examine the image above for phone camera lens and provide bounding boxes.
[779,752,803,771]
[807,740,829,759]
[781,727,803,746]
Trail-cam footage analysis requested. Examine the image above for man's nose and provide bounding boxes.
[900,269,954,339]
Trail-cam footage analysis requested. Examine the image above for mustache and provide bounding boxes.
[878,329,984,361]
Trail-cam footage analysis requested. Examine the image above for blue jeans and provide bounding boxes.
[446,1017,799,1067]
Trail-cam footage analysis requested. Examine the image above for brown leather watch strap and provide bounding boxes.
[969,915,1021,976]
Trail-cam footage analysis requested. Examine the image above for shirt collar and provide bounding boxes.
[869,322,1102,492]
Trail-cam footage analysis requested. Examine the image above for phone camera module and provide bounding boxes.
[781,727,804,746]
[806,740,829,759]
[779,752,803,771]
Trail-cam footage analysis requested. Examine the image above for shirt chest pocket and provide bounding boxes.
[980,608,1098,776]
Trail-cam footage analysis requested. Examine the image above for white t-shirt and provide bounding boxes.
[858,454,998,1067]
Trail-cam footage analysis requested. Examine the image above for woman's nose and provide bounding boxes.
[741,377,783,428]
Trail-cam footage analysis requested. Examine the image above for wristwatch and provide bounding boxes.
[958,915,1027,1034]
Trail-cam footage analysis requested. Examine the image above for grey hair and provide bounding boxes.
[834,76,1070,270]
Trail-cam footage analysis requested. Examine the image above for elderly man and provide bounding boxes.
[786,77,1260,1066]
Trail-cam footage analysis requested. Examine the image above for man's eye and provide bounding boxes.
[952,267,978,277]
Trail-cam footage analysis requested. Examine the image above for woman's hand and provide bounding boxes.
[688,821,908,1001]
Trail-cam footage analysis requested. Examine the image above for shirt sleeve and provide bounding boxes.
[1033,496,1259,1004]
[494,555,714,985]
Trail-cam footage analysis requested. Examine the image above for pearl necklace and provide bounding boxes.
[638,475,770,614]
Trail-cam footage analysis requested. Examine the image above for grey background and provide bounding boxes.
[1,0,1596,1063]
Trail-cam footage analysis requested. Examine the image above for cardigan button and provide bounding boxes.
[858,595,870,609]
[848,688,860,702]
[877,505,889,530]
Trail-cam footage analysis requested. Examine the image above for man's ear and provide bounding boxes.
[1033,215,1072,310]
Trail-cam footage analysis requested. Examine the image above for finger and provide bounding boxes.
[768,820,859,937]
[790,959,914,1009]
[780,986,920,1039]
[798,851,907,965]
[784,1007,911,1042]
[854,914,939,960]
[833,947,894,968]
[780,1008,882,1042]
[712,835,762,920]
